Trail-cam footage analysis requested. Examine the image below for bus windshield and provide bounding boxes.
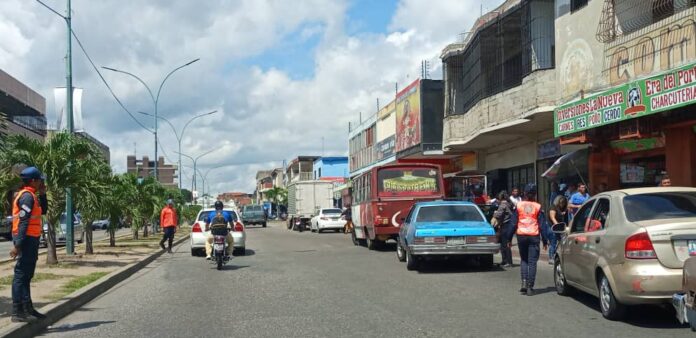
[378,167,441,197]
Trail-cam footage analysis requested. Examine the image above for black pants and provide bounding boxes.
[517,235,540,287]
[12,236,39,305]
[160,227,175,249]
[499,235,513,265]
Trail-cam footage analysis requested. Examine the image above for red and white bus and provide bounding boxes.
[350,163,445,249]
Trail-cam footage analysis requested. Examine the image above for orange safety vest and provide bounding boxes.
[12,187,43,238]
[160,207,177,228]
[516,200,541,236]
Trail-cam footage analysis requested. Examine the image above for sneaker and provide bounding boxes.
[527,288,535,296]
[160,243,165,250]
[503,264,513,268]
[206,256,211,260]
[167,248,172,254]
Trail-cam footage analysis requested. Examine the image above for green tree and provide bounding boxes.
[2,132,102,264]
[74,159,111,254]
[265,187,287,217]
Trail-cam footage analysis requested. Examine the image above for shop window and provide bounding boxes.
[620,155,665,188]
[506,164,535,193]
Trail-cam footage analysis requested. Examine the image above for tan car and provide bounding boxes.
[678,256,696,330]
[552,187,696,320]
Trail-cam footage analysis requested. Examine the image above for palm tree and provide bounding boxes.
[2,132,101,264]
[74,159,111,254]
[265,187,287,218]
[108,174,138,245]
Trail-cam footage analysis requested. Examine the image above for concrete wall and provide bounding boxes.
[443,68,556,148]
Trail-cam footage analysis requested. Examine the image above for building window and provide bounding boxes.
[318,168,322,178]
[570,0,588,13]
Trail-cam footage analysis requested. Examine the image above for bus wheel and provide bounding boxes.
[351,228,359,246]
[367,237,380,250]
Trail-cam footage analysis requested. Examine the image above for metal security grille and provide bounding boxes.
[444,0,555,117]
[598,0,696,43]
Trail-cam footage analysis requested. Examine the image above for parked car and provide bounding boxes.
[91,219,110,230]
[552,187,696,320]
[1,216,12,240]
[673,256,696,331]
[310,208,346,233]
[396,201,498,271]
[242,204,267,227]
[190,208,246,256]
[41,213,85,247]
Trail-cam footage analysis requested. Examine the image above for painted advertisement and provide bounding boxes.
[376,135,395,160]
[395,79,421,152]
[555,60,696,137]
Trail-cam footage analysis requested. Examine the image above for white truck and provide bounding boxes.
[287,180,334,231]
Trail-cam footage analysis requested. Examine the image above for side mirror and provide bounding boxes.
[552,222,567,234]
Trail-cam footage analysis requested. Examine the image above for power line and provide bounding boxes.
[69,29,153,133]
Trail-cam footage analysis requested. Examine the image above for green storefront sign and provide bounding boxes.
[554,61,696,137]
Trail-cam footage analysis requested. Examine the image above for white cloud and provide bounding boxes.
[0,0,502,195]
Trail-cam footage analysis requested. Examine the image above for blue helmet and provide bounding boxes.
[20,167,43,181]
[524,183,537,195]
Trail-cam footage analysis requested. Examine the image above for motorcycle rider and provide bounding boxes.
[204,201,234,260]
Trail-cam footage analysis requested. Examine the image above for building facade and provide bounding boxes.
[313,157,348,181]
[218,192,253,207]
[554,0,696,189]
[0,69,47,141]
[126,155,178,188]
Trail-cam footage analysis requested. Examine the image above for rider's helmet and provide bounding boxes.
[214,201,224,210]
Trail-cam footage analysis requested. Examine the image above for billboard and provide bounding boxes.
[376,99,396,160]
[554,60,696,137]
[395,79,421,152]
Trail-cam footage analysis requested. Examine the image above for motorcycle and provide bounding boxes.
[211,228,230,270]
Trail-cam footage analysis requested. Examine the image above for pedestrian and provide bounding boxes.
[564,183,576,200]
[10,167,48,322]
[548,182,560,208]
[341,204,353,234]
[568,183,590,216]
[660,174,671,187]
[509,187,522,207]
[508,184,548,296]
[547,195,569,265]
[159,199,178,253]
[492,190,513,267]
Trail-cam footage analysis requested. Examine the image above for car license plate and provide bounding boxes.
[213,244,223,251]
[689,240,696,256]
[448,237,465,245]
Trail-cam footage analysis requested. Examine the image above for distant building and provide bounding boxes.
[75,131,110,163]
[285,156,319,184]
[217,192,253,207]
[126,155,178,188]
[0,69,47,141]
[254,170,273,203]
[313,157,348,182]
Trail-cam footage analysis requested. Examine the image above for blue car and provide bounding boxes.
[396,201,499,271]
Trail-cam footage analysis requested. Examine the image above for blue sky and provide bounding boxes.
[248,0,399,80]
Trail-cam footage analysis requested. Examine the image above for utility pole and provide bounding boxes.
[65,0,75,255]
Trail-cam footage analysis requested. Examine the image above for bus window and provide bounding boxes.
[378,167,441,197]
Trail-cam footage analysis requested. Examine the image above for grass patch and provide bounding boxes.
[48,271,109,301]
[46,262,78,269]
[0,272,67,290]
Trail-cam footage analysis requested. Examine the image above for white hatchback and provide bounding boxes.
[190,208,246,256]
[310,208,346,233]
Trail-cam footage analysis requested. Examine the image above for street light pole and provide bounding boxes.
[102,58,199,182]
[138,110,217,190]
[176,149,215,204]
[65,0,75,255]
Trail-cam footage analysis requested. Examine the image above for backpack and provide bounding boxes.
[210,211,227,229]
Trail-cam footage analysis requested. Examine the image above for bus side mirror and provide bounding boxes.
[552,222,567,234]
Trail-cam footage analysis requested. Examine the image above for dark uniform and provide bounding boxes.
[11,167,48,322]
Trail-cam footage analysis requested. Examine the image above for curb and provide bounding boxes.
[0,232,133,265]
[0,235,188,338]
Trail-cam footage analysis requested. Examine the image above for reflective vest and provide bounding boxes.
[12,187,43,238]
[160,207,177,228]
[516,201,541,236]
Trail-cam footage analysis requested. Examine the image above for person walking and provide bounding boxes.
[508,184,548,296]
[492,191,513,267]
[341,204,353,234]
[10,167,48,323]
[547,195,569,265]
[159,199,178,253]
[509,187,522,208]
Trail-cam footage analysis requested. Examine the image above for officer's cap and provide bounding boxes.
[20,167,43,180]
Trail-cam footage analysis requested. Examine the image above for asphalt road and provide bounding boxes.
[0,228,130,257]
[40,222,690,338]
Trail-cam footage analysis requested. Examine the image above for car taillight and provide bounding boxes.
[466,236,497,244]
[192,223,202,232]
[414,237,445,244]
[233,222,244,232]
[625,231,657,259]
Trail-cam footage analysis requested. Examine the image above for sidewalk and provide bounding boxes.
[0,227,190,329]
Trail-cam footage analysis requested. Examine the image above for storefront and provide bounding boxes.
[555,61,696,189]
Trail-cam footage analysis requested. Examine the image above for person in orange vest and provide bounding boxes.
[159,199,178,253]
[507,183,548,296]
[9,167,48,323]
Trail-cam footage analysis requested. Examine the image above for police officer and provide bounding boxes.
[508,184,548,296]
[9,167,48,322]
